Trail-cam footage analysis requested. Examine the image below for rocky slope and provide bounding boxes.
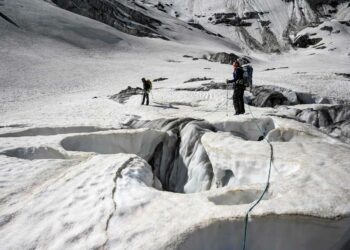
[51,0,350,52]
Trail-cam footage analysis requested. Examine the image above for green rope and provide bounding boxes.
[241,104,274,250]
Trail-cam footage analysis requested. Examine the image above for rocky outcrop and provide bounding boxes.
[293,34,322,48]
[188,22,223,37]
[110,86,143,104]
[52,0,167,39]
[243,11,269,20]
[153,77,168,82]
[210,13,252,26]
[304,0,349,10]
[336,73,350,79]
[208,52,239,64]
[184,77,213,83]
[340,20,350,27]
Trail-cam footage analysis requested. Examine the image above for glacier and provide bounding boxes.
[1,0,350,249]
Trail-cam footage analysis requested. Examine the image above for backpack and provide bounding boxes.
[242,65,253,88]
[145,80,152,92]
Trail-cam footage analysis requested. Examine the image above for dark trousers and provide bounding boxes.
[233,85,245,114]
[142,92,149,105]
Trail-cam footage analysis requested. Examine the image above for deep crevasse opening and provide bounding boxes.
[58,117,285,194]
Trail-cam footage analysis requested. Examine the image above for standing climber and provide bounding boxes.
[227,60,245,115]
[141,78,152,105]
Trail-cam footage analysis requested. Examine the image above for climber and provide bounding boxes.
[226,60,245,115]
[141,78,152,105]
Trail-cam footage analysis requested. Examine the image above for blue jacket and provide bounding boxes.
[233,67,244,82]
[228,67,244,84]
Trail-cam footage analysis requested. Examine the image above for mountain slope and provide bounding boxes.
[136,0,349,52]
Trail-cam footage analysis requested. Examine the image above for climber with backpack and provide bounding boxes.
[242,61,253,93]
[141,78,152,105]
[226,60,245,115]
[226,59,254,115]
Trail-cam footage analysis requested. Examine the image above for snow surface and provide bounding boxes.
[1,0,350,249]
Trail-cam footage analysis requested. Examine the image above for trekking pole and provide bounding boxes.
[226,80,229,117]
[150,91,155,102]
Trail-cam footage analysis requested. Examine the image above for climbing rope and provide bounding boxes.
[241,103,274,250]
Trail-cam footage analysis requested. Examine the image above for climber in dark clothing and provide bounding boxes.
[227,61,245,115]
[141,78,152,105]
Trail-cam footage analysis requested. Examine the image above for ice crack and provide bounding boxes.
[101,157,136,250]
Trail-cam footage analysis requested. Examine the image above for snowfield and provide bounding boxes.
[1,0,350,249]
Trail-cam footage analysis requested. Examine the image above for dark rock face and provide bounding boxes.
[320,26,333,32]
[110,86,143,103]
[274,105,350,143]
[52,0,167,39]
[153,77,168,82]
[213,13,237,19]
[184,77,213,83]
[154,2,166,13]
[264,68,277,71]
[340,20,350,27]
[260,20,271,27]
[243,11,269,20]
[335,73,350,79]
[208,52,239,64]
[187,22,223,37]
[243,11,260,19]
[251,86,289,107]
[293,34,322,48]
[210,13,252,26]
[305,0,348,10]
